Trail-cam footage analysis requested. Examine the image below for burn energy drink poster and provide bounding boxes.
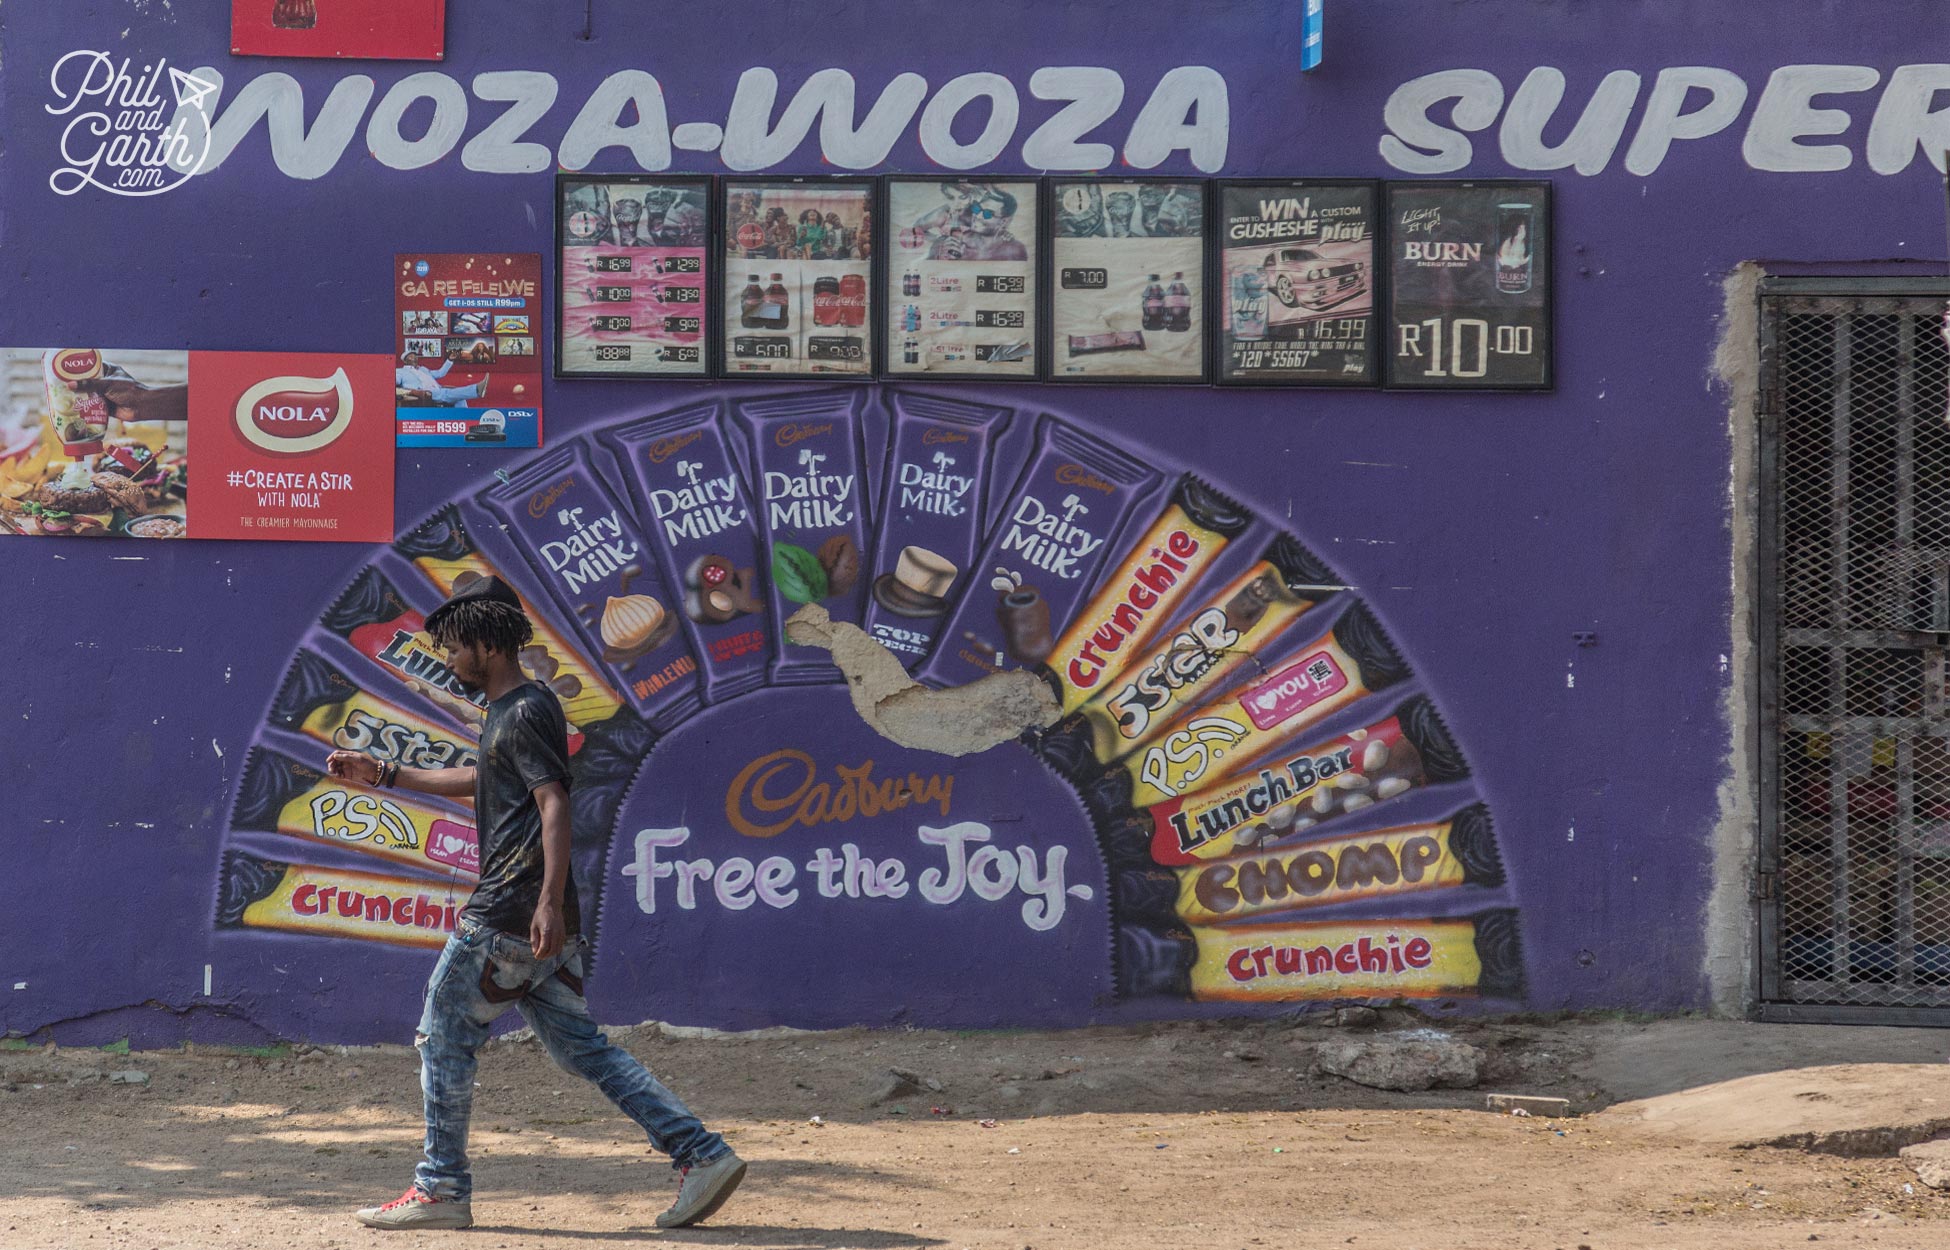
[1384,181,1551,390]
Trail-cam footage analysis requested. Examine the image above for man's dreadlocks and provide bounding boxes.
[429,598,533,657]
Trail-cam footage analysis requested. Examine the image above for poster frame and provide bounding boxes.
[552,172,717,382]
[1380,178,1555,394]
[717,174,883,381]
[876,175,1046,384]
[1209,177,1385,390]
[1040,176,1214,386]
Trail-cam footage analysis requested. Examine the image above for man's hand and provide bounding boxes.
[325,750,381,786]
[530,896,565,961]
[73,364,190,423]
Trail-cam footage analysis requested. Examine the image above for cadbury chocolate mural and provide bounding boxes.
[213,390,1521,1028]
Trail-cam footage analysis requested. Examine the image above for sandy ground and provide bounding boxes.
[6,1014,1950,1250]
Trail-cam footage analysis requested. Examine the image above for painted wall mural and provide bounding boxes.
[206,390,1519,1031]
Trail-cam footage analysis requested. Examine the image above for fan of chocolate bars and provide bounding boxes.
[212,390,1521,1007]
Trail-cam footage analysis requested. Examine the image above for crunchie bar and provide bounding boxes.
[732,390,874,686]
[1172,803,1503,926]
[214,850,465,950]
[860,392,1013,667]
[1143,695,1469,864]
[915,415,1165,689]
[1115,909,1524,1002]
[394,505,626,736]
[232,747,480,878]
[1080,602,1411,813]
[271,649,479,770]
[476,444,702,731]
[320,565,487,731]
[1038,534,1343,768]
[1038,476,1253,716]
[601,402,770,704]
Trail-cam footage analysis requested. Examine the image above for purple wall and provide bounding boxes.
[3,0,1942,1045]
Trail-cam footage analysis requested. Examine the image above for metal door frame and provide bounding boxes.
[1756,276,1950,1025]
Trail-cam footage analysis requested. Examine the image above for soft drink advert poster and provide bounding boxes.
[723,180,876,378]
[1048,180,1209,383]
[395,254,544,449]
[557,177,711,379]
[232,0,446,60]
[0,348,395,543]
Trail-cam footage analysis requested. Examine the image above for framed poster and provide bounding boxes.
[1383,180,1552,391]
[881,178,1040,380]
[556,175,711,379]
[720,177,877,378]
[1215,179,1380,386]
[232,0,445,60]
[395,253,544,447]
[1045,179,1209,383]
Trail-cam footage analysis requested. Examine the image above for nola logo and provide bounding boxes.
[235,368,356,454]
[46,51,216,197]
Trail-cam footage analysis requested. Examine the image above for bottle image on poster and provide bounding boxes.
[1218,181,1378,386]
[722,180,874,377]
[884,180,1038,379]
[556,177,710,378]
[1048,180,1206,382]
[1384,181,1552,390]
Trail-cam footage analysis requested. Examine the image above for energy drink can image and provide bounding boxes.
[1496,203,1534,296]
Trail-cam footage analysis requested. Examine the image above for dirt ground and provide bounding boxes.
[6,1013,1950,1250]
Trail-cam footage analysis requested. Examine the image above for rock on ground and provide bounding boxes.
[1312,1034,1485,1092]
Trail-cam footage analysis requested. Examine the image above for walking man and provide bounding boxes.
[326,575,746,1231]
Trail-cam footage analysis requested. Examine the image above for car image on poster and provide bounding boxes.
[721,178,876,378]
[556,176,711,379]
[883,179,1039,380]
[1217,180,1379,386]
[1047,179,1208,383]
[1384,181,1552,391]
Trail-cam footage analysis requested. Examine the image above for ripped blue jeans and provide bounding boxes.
[413,918,728,1201]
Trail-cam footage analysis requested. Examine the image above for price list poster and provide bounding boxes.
[882,179,1040,380]
[1047,179,1209,383]
[394,253,544,448]
[556,176,711,378]
[1384,182,1552,390]
[721,178,877,377]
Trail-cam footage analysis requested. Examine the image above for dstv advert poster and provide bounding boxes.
[396,253,545,448]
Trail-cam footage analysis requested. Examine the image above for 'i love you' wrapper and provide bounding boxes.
[231,748,480,879]
[860,392,1013,665]
[1116,909,1524,1002]
[1169,803,1503,926]
[476,444,702,731]
[916,415,1164,688]
[215,851,463,949]
[602,403,769,704]
[1039,533,1343,767]
[1139,695,1469,866]
[1037,475,1252,715]
[270,649,479,770]
[733,391,873,686]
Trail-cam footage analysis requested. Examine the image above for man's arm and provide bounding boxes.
[431,359,455,381]
[530,781,572,960]
[326,749,476,798]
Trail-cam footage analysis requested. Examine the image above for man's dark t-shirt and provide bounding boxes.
[461,681,579,936]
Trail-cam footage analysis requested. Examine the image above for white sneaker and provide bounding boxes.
[656,1151,747,1228]
[355,1186,473,1230]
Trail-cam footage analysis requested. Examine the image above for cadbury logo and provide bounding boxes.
[775,420,834,448]
[647,431,702,463]
[528,477,573,518]
[724,748,953,839]
[1055,462,1114,494]
[922,427,970,445]
[234,368,354,455]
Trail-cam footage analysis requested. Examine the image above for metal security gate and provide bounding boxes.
[1759,283,1950,1022]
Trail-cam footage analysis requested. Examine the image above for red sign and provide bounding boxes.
[192,352,396,542]
[231,0,445,61]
